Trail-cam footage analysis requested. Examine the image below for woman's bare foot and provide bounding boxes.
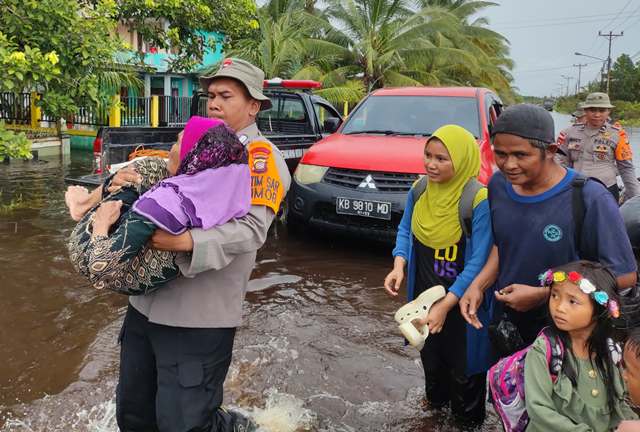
[65,186,92,221]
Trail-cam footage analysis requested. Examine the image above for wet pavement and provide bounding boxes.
[0,115,638,431]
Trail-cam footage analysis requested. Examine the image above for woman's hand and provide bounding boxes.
[92,200,122,237]
[107,166,143,193]
[384,256,406,297]
[414,292,458,334]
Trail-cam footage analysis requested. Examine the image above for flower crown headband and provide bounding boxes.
[539,269,620,318]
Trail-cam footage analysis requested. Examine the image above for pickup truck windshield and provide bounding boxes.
[342,95,481,138]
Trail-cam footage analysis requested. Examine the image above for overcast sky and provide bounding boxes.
[479,0,640,97]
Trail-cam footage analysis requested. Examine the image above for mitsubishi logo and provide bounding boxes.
[358,174,377,189]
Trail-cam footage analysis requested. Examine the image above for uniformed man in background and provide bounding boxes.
[557,92,640,203]
[556,103,585,145]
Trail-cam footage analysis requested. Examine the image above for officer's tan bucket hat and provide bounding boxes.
[572,103,585,118]
[582,92,614,109]
[199,58,272,111]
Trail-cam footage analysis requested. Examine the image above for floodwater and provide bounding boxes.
[0,114,638,431]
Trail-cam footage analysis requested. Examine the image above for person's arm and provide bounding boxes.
[460,244,498,328]
[384,190,414,296]
[617,159,640,200]
[448,199,493,299]
[582,183,638,290]
[178,203,276,276]
[614,128,640,200]
[617,272,638,291]
[392,189,414,261]
[175,152,291,277]
[555,130,572,167]
[524,338,594,432]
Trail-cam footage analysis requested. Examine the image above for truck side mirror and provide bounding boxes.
[323,117,341,134]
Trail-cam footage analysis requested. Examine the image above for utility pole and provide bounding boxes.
[561,75,574,96]
[598,31,624,94]
[573,63,587,94]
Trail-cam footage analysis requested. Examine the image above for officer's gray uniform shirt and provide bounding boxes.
[130,123,291,328]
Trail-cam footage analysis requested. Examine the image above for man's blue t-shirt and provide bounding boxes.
[489,168,636,343]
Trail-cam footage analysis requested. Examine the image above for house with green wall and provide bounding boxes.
[115,22,224,98]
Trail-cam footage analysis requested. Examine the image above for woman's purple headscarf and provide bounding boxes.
[177,116,248,175]
[132,116,251,234]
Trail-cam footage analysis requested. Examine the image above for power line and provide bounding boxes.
[491,10,640,26]
[622,13,640,32]
[518,61,601,74]
[618,3,640,30]
[493,14,640,30]
[598,0,633,31]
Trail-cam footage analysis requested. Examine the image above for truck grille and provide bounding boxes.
[323,168,419,192]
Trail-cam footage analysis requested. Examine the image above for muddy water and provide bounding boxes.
[0,153,499,431]
[0,117,638,431]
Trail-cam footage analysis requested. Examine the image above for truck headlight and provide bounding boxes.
[294,163,329,185]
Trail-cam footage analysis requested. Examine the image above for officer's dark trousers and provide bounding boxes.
[608,184,620,204]
[116,304,236,432]
[419,307,486,427]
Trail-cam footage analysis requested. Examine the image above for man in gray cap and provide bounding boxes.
[557,92,640,203]
[459,104,636,351]
[112,58,290,431]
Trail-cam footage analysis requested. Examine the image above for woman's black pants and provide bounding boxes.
[419,307,486,426]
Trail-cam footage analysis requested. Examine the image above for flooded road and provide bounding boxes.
[0,115,638,431]
[0,153,496,431]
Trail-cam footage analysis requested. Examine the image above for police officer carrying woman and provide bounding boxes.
[558,92,640,202]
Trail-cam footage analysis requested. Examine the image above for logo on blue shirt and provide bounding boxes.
[543,224,563,242]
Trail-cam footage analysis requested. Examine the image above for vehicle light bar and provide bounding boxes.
[263,78,322,89]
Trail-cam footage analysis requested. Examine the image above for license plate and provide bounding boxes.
[336,197,392,220]
[281,148,307,159]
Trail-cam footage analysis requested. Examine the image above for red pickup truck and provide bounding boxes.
[287,86,503,240]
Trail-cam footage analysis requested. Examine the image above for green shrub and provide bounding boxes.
[0,121,32,160]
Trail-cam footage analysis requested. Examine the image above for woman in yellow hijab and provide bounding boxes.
[384,124,494,427]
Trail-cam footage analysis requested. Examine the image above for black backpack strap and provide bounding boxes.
[411,176,482,238]
[411,176,428,204]
[571,175,587,257]
[459,178,484,238]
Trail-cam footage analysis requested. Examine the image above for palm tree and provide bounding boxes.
[418,0,516,100]
[229,0,516,104]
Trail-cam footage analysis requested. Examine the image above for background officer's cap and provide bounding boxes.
[582,92,614,109]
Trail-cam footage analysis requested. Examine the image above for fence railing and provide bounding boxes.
[73,101,109,126]
[0,92,31,125]
[121,97,150,127]
[159,96,192,126]
[0,93,200,128]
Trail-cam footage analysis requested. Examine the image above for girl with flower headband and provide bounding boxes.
[524,260,637,431]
